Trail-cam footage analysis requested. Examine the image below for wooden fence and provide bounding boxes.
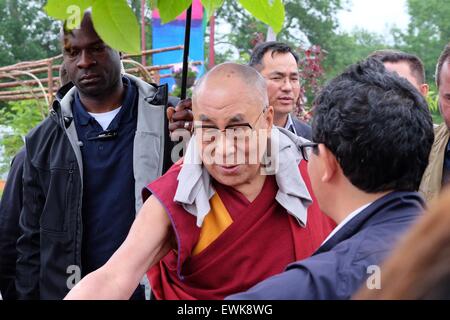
[0,45,201,105]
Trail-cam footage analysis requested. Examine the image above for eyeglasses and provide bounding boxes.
[193,107,268,143]
[299,142,319,161]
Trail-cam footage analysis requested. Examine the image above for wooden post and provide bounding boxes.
[209,14,215,69]
[141,0,147,66]
[47,60,54,104]
[153,70,160,84]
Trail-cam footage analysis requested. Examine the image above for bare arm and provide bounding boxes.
[65,195,172,300]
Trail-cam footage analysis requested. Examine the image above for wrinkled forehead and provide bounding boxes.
[193,79,266,123]
[194,92,263,124]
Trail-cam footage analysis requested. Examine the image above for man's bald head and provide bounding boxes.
[193,63,269,110]
[191,63,275,192]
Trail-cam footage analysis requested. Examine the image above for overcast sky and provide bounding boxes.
[215,0,411,57]
[337,0,410,34]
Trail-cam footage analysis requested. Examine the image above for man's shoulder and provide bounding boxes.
[327,196,420,264]
[434,122,449,142]
[292,117,312,140]
[279,193,421,299]
[282,225,394,298]
[124,74,158,98]
[26,116,59,141]
[25,113,67,159]
[11,146,26,167]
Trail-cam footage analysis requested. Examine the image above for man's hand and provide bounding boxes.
[167,98,193,133]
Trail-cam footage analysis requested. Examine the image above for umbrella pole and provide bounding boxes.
[180,5,192,100]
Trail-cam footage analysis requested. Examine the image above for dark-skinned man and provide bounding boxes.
[13,11,192,300]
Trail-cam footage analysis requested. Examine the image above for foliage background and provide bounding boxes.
[0,0,447,177]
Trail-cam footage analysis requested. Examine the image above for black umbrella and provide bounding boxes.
[180,5,192,100]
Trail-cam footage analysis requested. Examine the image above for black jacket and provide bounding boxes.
[0,147,25,300]
[15,76,172,299]
[292,117,312,141]
[0,83,74,300]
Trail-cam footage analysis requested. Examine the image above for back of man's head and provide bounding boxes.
[249,41,299,71]
[369,49,426,86]
[312,58,434,193]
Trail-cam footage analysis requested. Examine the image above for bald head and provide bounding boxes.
[191,63,275,192]
[193,63,269,110]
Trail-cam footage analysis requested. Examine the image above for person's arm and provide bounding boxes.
[0,148,25,300]
[15,147,44,300]
[65,195,172,300]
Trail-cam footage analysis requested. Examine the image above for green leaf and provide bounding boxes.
[201,0,224,19]
[44,0,93,22]
[156,0,192,24]
[238,0,285,34]
[91,0,141,54]
[148,0,158,10]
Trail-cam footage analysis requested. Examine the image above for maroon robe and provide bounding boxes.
[143,161,335,299]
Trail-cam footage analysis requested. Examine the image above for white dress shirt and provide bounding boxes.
[284,114,298,135]
[321,202,373,246]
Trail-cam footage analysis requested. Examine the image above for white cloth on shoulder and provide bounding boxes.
[173,127,313,227]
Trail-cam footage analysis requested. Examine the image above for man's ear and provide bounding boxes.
[319,144,339,183]
[265,105,274,128]
[420,83,429,97]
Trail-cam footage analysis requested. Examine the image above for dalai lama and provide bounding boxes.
[65,63,334,300]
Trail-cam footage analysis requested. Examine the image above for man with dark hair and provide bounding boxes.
[12,11,191,300]
[420,43,450,201]
[249,41,312,140]
[369,49,429,96]
[228,58,434,299]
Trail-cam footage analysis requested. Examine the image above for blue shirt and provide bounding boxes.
[73,77,137,277]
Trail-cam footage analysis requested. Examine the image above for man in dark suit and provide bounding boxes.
[228,58,434,300]
[249,41,312,140]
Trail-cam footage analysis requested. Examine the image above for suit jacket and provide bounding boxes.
[227,191,424,300]
[292,117,312,141]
